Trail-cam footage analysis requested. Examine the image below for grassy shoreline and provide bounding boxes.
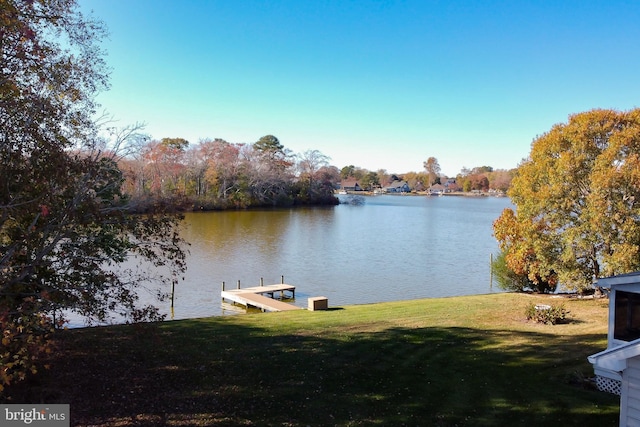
[6,293,619,426]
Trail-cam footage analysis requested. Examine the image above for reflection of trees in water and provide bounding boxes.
[343,195,366,205]
[183,210,291,251]
[181,209,336,283]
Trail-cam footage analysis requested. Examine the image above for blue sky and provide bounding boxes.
[81,0,640,176]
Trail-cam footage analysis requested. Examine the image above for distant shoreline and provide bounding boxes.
[336,190,507,197]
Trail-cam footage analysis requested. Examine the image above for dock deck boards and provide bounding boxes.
[221,283,300,312]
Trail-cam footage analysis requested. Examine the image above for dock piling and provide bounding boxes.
[171,281,175,308]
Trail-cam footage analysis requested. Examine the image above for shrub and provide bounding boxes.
[491,250,557,293]
[491,250,533,292]
[525,303,568,325]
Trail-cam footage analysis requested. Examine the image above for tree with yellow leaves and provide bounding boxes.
[494,108,640,292]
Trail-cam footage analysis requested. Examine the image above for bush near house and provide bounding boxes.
[526,302,568,325]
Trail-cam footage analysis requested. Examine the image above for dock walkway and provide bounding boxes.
[221,284,300,312]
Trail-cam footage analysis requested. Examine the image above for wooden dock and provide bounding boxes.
[221,283,300,312]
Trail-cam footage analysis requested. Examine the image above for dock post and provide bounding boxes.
[260,277,264,286]
[222,281,225,291]
[237,280,241,289]
[171,281,175,308]
[489,253,493,290]
[281,275,284,284]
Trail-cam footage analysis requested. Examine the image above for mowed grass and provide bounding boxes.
[8,293,620,426]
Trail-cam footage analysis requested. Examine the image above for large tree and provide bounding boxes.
[142,137,189,195]
[493,108,640,292]
[296,149,337,202]
[247,136,294,205]
[423,157,441,186]
[0,0,186,391]
[199,138,243,202]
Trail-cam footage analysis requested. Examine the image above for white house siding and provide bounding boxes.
[622,357,640,426]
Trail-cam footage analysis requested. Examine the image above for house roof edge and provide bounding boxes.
[588,338,640,371]
[597,271,640,288]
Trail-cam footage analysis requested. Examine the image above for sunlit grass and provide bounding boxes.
[9,293,619,426]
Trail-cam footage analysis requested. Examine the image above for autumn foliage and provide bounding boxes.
[118,135,339,210]
[1,0,186,393]
[494,108,640,293]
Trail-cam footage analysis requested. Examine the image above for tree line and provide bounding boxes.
[113,131,515,211]
[339,161,514,193]
[115,132,340,210]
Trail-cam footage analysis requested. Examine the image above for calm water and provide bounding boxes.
[163,194,513,320]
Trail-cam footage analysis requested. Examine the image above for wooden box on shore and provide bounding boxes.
[308,296,328,311]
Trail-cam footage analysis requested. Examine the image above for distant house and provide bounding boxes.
[383,180,410,193]
[444,178,462,192]
[428,184,445,195]
[340,179,362,192]
[588,272,640,425]
[413,181,425,192]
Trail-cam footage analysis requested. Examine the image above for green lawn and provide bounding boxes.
[7,293,620,426]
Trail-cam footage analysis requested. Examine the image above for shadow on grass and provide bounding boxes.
[6,318,619,427]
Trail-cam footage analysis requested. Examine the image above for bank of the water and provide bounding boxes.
[172,195,513,320]
[15,293,619,426]
[62,194,513,328]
